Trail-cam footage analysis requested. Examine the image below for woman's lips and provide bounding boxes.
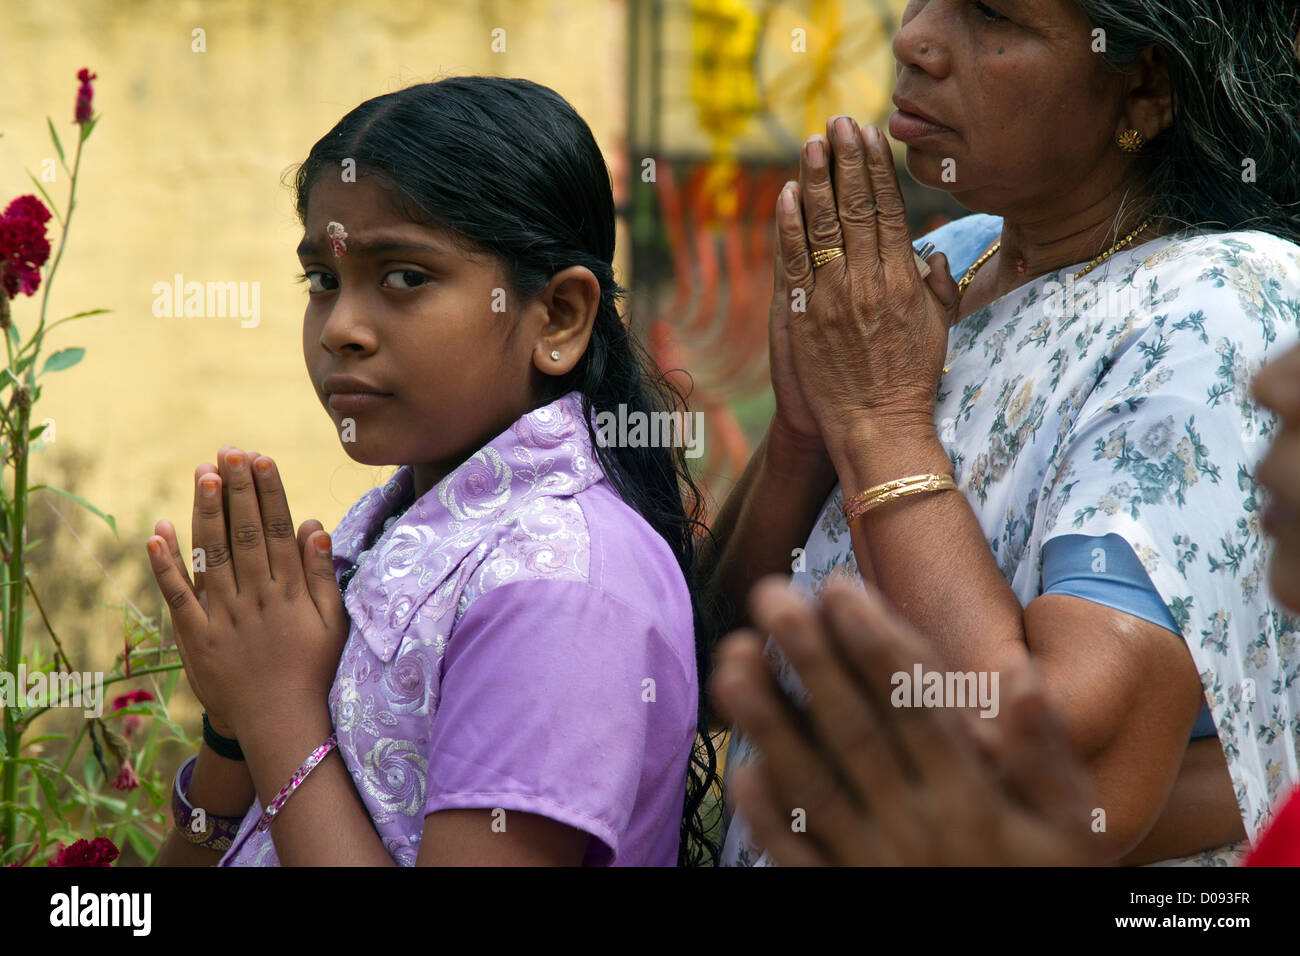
[328,392,392,413]
[888,109,954,142]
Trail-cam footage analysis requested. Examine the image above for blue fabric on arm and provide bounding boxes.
[1040,533,1217,740]
[914,213,1002,278]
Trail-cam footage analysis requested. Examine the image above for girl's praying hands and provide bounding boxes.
[146,446,349,746]
[147,447,398,866]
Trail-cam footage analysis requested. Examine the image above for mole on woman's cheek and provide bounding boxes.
[997,47,1004,54]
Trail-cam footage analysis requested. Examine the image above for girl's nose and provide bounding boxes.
[318,296,380,354]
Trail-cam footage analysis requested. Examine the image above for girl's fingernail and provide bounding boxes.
[314,532,331,554]
[254,457,272,475]
[780,186,796,212]
[200,477,219,497]
[146,537,162,556]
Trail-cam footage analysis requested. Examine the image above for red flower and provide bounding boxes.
[111,689,155,737]
[111,688,154,709]
[4,195,49,225]
[0,195,52,300]
[111,760,140,792]
[75,68,97,125]
[48,837,118,867]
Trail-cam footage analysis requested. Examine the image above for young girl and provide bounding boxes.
[146,76,721,866]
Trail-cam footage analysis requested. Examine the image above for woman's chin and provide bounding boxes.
[901,151,967,195]
[337,441,398,468]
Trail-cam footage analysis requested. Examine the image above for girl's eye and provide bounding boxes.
[382,269,431,290]
[971,1,1005,21]
[296,270,337,293]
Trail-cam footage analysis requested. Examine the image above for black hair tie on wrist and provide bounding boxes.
[202,712,245,761]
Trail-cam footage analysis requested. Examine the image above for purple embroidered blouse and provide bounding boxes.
[217,392,697,866]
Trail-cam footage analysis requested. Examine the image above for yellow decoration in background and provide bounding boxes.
[688,0,897,224]
[690,0,762,141]
[690,0,762,222]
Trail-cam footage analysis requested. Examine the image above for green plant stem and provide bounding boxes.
[32,127,85,368]
[1,402,33,856]
[16,662,184,728]
[0,124,86,857]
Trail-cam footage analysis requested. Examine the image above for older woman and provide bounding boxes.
[698,0,1300,866]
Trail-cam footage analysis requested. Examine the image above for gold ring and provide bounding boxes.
[812,246,845,268]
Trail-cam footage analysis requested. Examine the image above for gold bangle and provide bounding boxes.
[842,473,956,524]
[841,473,950,516]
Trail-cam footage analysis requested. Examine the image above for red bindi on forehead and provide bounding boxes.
[327,221,349,258]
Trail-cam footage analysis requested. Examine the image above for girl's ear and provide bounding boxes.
[532,266,601,376]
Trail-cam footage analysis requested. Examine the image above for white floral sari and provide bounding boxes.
[721,214,1300,867]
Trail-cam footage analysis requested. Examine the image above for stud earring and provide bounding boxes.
[550,350,560,361]
[1117,129,1145,153]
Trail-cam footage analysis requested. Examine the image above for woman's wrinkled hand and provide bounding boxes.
[776,116,960,449]
[711,576,1102,866]
[146,447,348,743]
[767,200,823,454]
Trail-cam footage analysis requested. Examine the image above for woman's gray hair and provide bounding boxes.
[1072,0,1300,246]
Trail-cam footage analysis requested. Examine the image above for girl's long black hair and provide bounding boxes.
[290,75,725,865]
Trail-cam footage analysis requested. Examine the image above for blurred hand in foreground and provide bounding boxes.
[711,576,1103,866]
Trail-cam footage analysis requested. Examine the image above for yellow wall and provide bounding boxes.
[0,1,634,685]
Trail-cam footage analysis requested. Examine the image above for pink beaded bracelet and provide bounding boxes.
[255,734,339,834]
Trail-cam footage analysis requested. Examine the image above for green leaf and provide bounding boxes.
[83,750,103,791]
[91,793,127,813]
[32,762,68,826]
[105,703,155,720]
[46,117,65,164]
[156,714,189,741]
[7,324,19,348]
[125,823,156,861]
[28,484,117,535]
[81,115,100,141]
[0,801,47,863]
[41,347,85,374]
[137,775,163,806]
[24,172,63,226]
[51,308,109,326]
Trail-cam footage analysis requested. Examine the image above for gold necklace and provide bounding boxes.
[943,216,1155,373]
[957,216,1155,302]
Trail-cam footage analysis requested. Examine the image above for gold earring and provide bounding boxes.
[1117,129,1145,153]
